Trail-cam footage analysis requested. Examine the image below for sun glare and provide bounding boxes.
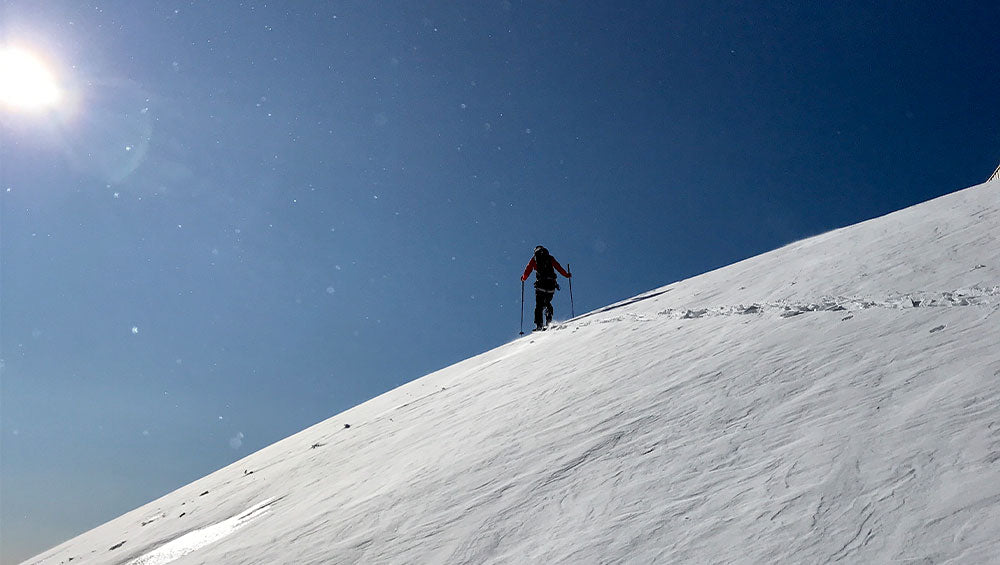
[0,46,62,111]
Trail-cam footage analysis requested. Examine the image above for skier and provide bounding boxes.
[521,245,572,331]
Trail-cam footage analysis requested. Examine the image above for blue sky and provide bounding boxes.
[1,1,997,562]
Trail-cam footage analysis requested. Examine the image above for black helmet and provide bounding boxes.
[534,245,548,256]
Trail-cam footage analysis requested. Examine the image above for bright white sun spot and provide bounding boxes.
[0,47,61,111]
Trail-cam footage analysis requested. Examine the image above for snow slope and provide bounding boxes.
[26,180,1000,564]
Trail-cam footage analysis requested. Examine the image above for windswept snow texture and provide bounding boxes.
[27,180,1000,564]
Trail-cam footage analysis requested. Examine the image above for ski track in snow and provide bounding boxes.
[546,286,1000,330]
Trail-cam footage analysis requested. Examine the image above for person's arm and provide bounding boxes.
[552,258,571,278]
[521,258,536,281]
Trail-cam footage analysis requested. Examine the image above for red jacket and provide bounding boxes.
[521,256,571,282]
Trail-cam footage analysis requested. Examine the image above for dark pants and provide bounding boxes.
[534,289,554,328]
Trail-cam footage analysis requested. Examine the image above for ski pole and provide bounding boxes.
[519,280,525,335]
[568,263,575,318]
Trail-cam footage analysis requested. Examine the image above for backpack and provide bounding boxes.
[533,247,558,291]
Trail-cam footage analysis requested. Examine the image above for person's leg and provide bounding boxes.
[538,292,553,327]
[534,290,545,329]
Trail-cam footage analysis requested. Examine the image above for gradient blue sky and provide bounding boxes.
[1,1,997,562]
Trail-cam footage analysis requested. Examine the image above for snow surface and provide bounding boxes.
[25,180,1000,564]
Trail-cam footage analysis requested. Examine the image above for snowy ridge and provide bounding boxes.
[25,179,1000,564]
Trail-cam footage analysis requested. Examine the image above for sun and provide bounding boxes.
[0,46,62,111]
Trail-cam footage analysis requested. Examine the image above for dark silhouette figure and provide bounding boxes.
[521,246,571,330]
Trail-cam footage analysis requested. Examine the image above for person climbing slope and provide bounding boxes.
[521,245,572,331]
